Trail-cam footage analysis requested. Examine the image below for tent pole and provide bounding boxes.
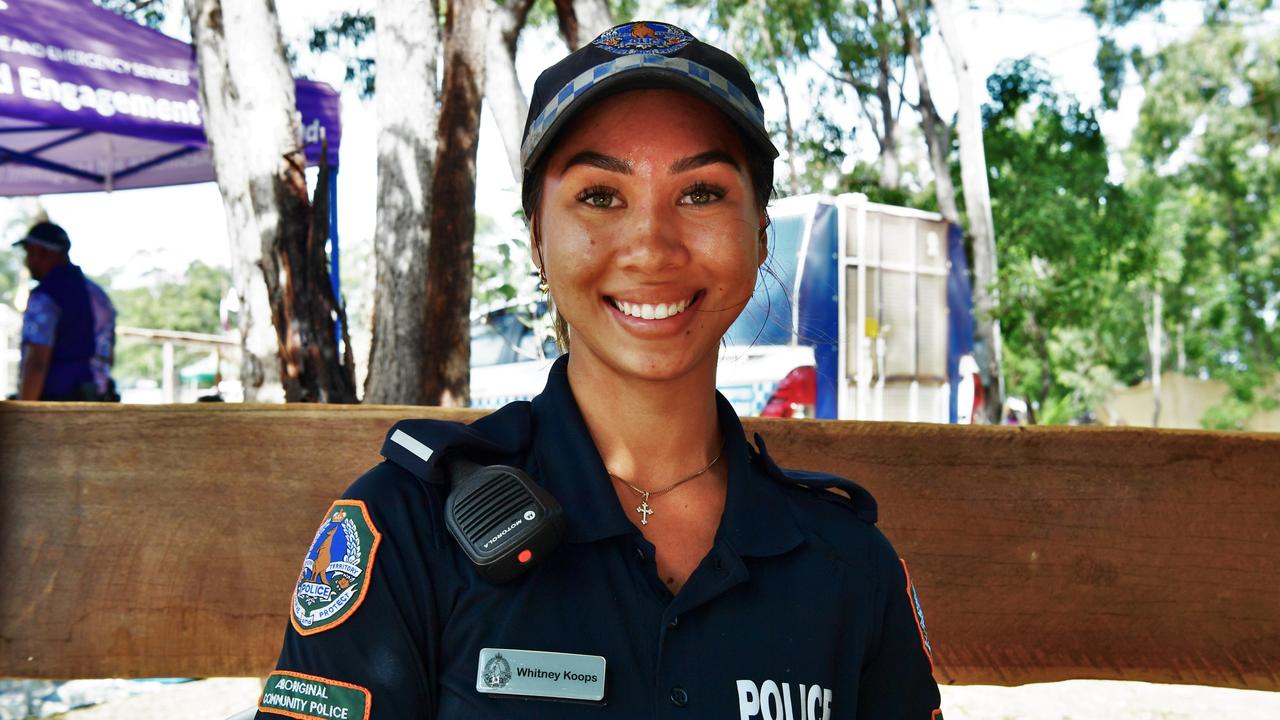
[329,165,341,347]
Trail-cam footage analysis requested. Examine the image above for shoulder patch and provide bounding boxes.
[380,402,533,483]
[291,500,382,636]
[751,432,878,524]
[902,559,934,670]
[260,670,371,720]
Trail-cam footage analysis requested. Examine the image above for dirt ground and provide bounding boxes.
[26,678,1279,719]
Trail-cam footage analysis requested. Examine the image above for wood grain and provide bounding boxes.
[1,403,1277,689]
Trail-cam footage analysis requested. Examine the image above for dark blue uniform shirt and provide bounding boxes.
[258,357,942,719]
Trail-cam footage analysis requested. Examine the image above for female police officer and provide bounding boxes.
[256,21,942,720]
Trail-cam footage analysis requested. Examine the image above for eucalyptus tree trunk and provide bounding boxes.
[931,0,1004,422]
[895,0,959,222]
[364,0,441,404]
[187,0,356,403]
[873,0,901,189]
[553,0,613,50]
[484,0,537,184]
[422,0,491,406]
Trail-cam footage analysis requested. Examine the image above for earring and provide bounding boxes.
[531,228,549,295]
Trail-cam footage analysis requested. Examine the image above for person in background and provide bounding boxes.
[13,221,106,401]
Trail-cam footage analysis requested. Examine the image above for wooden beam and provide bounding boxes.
[756,419,1280,690]
[1,403,1277,689]
[0,402,469,681]
[116,326,239,348]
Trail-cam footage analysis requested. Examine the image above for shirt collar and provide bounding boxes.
[713,392,805,558]
[529,354,804,557]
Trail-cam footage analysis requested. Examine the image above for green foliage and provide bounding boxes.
[306,0,639,99]
[829,161,936,210]
[1094,36,1127,111]
[774,87,852,194]
[525,0,640,36]
[525,0,561,32]
[687,0,918,197]
[93,0,165,28]
[1079,0,1279,426]
[1202,385,1280,430]
[0,247,22,308]
[2,204,45,307]
[982,57,1154,423]
[309,12,376,99]
[824,0,901,84]
[1129,19,1280,425]
[473,212,535,308]
[102,262,231,386]
[1083,0,1166,27]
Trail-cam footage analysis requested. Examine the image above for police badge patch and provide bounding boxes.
[291,500,382,636]
[591,22,693,56]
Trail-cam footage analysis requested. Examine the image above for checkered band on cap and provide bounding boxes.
[519,53,768,169]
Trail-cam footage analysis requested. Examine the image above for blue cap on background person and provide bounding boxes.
[13,221,72,253]
[519,21,780,185]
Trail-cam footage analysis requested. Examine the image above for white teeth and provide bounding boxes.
[614,296,694,320]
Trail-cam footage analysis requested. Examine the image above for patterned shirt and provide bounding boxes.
[20,291,60,354]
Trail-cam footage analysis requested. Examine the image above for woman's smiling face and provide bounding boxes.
[534,88,767,384]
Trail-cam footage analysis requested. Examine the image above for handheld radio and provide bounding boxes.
[443,455,566,584]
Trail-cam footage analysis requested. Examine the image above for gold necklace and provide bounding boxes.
[607,439,725,526]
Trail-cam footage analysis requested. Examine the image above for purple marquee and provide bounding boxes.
[0,0,342,195]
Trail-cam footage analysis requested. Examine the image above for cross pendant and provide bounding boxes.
[636,493,654,525]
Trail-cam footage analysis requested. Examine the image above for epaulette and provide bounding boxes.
[750,432,878,525]
[380,401,533,483]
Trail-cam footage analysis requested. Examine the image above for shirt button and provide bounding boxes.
[669,687,689,707]
[668,616,679,629]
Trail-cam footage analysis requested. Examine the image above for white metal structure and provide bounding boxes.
[835,194,951,422]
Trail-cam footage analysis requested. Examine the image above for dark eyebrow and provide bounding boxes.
[669,150,741,174]
[561,151,633,175]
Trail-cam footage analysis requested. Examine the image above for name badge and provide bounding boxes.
[476,647,607,702]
